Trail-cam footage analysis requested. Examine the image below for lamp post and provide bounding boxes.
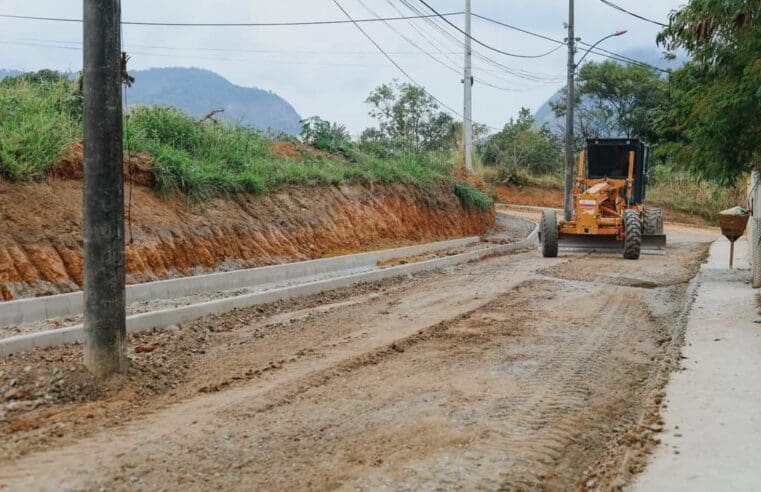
[563,25,627,221]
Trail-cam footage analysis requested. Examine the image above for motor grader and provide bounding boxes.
[540,138,666,260]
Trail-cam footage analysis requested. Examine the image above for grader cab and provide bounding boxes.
[540,138,666,260]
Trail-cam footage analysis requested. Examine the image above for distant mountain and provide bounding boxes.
[128,68,302,135]
[0,69,22,79]
[533,90,565,133]
[0,67,302,136]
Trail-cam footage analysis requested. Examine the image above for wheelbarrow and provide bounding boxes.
[718,207,750,269]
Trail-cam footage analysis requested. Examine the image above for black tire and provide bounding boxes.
[623,210,642,260]
[643,208,663,235]
[540,210,558,258]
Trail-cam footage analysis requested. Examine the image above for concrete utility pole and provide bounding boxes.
[564,0,576,221]
[463,0,473,171]
[83,0,126,377]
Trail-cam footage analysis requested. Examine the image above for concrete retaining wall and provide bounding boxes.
[0,227,538,355]
[0,236,479,329]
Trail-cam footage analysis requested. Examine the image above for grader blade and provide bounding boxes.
[558,233,666,255]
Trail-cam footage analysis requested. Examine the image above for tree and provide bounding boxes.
[655,0,760,182]
[482,108,563,181]
[552,61,667,141]
[361,80,455,151]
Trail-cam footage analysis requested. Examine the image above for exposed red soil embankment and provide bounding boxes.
[0,178,493,300]
[494,184,564,208]
[494,183,712,227]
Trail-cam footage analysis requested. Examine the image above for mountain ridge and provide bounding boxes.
[0,67,302,135]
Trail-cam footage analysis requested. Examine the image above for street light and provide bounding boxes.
[575,30,628,68]
[563,25,628,222]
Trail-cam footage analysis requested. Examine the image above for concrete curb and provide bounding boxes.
[0,225,538,356]
[0,236,480,329]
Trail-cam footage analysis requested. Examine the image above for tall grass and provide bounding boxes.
[0,76,492,211]
[0,76,81,179]
[125,106,470,201]
[647,165,744,224]
[453,181,493,211]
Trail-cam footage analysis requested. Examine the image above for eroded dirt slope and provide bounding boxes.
[0,179,493,300]
[0,225,714,490]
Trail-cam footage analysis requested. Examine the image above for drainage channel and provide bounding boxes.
[0,220,538,355]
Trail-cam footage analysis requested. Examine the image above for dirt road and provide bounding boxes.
[0,220,717,490]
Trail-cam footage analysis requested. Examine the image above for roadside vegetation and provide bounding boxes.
[3,0,759,223]
[0,74,492,211]
[477,29,752,224]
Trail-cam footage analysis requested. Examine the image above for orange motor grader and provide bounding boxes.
[540,138,666,260]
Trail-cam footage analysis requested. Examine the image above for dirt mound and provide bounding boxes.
[48,141,154,186]
[0,179,493,300]
[494,183,713,227]
[494,183,564,208]
[268,140,302,159]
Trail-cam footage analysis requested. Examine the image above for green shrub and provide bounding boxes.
[453,181,492,212]
[299,116,351,153]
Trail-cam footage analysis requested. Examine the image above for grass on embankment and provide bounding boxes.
[0,74,492,212]
[0,75,81,179]
[646,172,744,225]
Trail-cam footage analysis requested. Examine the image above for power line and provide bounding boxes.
[470,11,669,74]
[0,11,463,27]
[393,0,560,87]
[330,0,461,117]
[385,0,464,73]
[0,36,463,56]
[330,0,499,131]
[579,42,670,73]
[355,0,462,75]
[0,40,399,66]
[471,13,565,46]
[415,0,564,59]
[599,0,667,27]
[399,0,563,83]
[355,0,520,92]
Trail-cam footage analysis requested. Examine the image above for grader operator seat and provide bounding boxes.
[539,138,666,260]
[586,138,648,205]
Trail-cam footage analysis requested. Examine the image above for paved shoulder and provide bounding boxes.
[636,239,761,491]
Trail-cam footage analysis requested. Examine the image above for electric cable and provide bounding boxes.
[0,11,464,27]
[599,0,667,27]
[415,0,564,59]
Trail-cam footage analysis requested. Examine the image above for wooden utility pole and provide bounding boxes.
[83,0,126,377]
[463,0,473,171]
[564,0,576,222]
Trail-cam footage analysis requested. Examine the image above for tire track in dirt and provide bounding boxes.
[348,281,655,490]
[0,234,711,490]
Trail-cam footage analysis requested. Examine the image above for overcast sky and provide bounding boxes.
[0,0,684,133]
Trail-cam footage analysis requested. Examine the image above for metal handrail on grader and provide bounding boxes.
[540,138,667,260]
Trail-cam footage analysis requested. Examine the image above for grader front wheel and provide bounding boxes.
[540,210,558,258]
[623,210,642,260]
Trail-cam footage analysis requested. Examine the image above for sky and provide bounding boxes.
[0,0,685,134]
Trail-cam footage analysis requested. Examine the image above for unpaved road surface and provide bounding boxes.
[0,220,716,490]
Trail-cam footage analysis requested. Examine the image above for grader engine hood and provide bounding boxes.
[574,183,613,235]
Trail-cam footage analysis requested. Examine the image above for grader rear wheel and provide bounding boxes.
[540,210,558,258]
[643,208,664,235]
[623,210,642,260]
